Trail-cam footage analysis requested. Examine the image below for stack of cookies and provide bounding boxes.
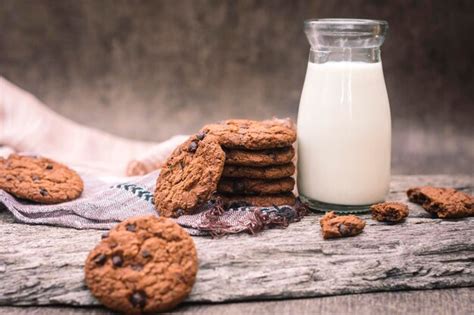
[154,119,297,218]
[202,119,297,208]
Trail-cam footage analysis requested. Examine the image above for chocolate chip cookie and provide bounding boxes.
[371,202,409,223]
[85,215,198,314]
[201,118,296,149]
[217,177,295,195]
[222,163,295,179]
[217,192,296,207]
[320,211,366,239]
[224,146,295,166]
[407,186,473,218]
[154,133,225,218]
[0,154,83,203]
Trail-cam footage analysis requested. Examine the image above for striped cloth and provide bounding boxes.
[0,170,306,236]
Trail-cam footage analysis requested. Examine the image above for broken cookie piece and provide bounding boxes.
[407,186,473,219]
[370,202,409,223]
[319,211,366,239]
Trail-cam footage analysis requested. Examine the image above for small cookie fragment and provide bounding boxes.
[0,154,83,203]
[154,133,225,218]
[84,215,198,314]
[407,186,473,219]
[217,177,295,195]
[222,163,295,179]
[320,211,366,239]
[370,202,409,223]
[224,146,295,166]
[201,118,297,150]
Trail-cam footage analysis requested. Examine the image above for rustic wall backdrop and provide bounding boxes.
[0,0,472,174]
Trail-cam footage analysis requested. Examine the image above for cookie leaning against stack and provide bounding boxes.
[154,133,225,218]
[202,119,297,207]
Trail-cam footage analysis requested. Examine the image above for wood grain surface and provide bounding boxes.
[0,175,472,307]
[1,288,473,315]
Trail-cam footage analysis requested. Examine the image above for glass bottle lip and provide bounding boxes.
[304,18,388,36]
[304,18,389,49]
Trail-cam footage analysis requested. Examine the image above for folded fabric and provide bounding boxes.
[125,135,188,176]
[0,145,15,158]
[0,76,186,176]
[0,170,306,236]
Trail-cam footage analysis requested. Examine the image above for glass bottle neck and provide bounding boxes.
[309,47,381,64]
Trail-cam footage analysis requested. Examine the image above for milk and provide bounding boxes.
[297,61,391,206]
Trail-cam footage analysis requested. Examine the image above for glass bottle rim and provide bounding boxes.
[304,18,388,36]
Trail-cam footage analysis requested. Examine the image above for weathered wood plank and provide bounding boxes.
[1,288,473,315]
[0,175,473,306]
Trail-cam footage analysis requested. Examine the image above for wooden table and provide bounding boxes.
[0,175,472,314]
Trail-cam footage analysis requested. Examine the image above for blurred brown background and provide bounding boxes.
[0,0,472,174]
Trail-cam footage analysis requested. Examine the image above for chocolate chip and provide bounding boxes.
[31,175,40,182]
[142,250,151,258]
[188,141,198,152]
[39,188,48,196]
[46,164,53,170]
[131,263,143,271]
[101,232,109,239]
[126,223,136,232]
[129,291,147,308]
[338,223,352,236]
[196,131,206,140]
[385,210,398,220]
[112,255,123,267]
[175,208,185,217]
[94,254,107,265]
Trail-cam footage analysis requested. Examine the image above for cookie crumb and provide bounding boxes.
[370,202,408,223]
[320,211,366,239]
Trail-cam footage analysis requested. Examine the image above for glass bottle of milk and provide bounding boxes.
[297,19,391,213]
